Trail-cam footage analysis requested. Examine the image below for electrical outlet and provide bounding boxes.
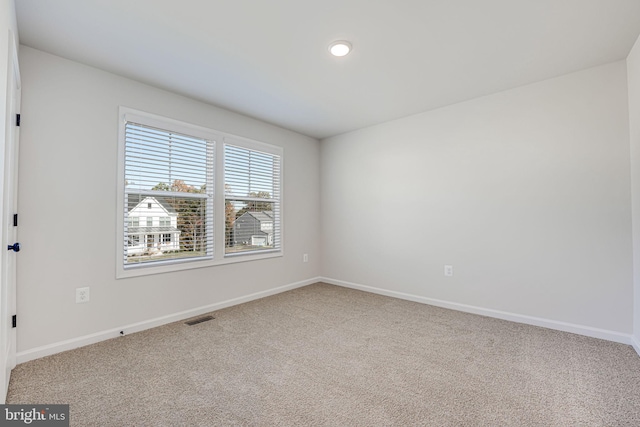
[76,287,90,303]
[444,265,453,277]
[303,254,309,263]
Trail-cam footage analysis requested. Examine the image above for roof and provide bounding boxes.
[127,195,178,215]
[155,198,178,215]
[243,211,273,223]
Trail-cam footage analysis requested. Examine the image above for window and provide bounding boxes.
[224,143,281,255]
[117,108,282,278]
[119,111,214,271]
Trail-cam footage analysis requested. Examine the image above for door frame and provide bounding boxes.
[1,29,21,404]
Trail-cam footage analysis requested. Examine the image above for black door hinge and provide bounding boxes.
[12,315,16,328]
[16,114,20,127]
[13,214,17,227]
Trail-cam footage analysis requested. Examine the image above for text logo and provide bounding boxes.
[0,405,69,426]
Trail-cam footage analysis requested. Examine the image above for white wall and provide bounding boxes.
[16,46,321,356]
[321,61,633,336]
[629,35,640,351]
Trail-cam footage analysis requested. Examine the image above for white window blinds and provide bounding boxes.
[123,122,214,266]
[224,143,281,255]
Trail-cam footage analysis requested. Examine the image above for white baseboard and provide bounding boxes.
[632,335,640,357]
[321,277,635,346]
[16,277,320,364]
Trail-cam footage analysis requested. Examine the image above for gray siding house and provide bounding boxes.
[233,211,274,247]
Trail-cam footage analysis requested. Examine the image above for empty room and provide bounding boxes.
[1,0,640,425]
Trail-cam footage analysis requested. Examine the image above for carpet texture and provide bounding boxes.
[7,283,640,426]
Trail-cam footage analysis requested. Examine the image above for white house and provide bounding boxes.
[126,196,181,256]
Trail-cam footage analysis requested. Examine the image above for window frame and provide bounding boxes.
[116,107,283,279]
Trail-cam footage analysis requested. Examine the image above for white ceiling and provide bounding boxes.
[15,0,640,139]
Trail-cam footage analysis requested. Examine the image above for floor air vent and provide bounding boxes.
[185,315,214,326]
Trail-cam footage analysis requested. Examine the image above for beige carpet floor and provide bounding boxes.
[7,283,640,426]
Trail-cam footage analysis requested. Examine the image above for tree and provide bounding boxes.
[225,184,235,247]
[234,191,273,218]
[151,182,171,191]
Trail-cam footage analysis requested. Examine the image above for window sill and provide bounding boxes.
[116,250,283,279]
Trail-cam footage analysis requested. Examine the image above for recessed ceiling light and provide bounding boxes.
[329,41,352,57]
